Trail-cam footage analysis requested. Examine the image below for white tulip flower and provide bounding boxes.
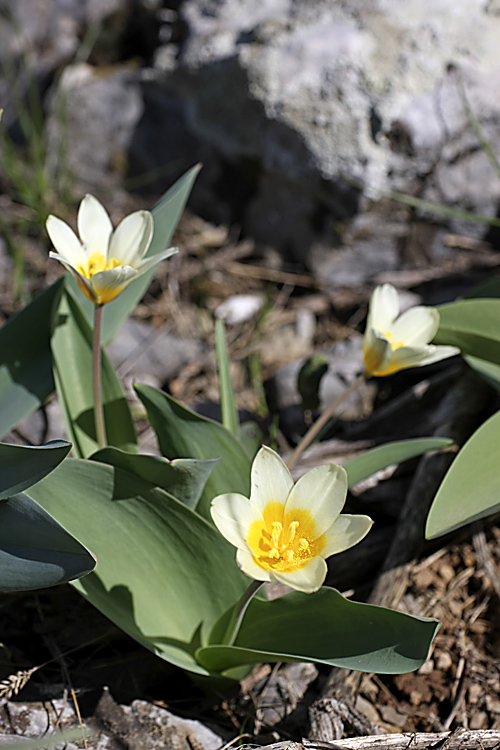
[363,284,460,378]
[46,194,177,305]
[211,446,372,594]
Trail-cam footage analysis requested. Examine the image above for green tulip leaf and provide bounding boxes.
[196,587,439,674]
[0,278,63,439]
[134,384,251,518]
[344,438,454,489]
[92,446,217,509]
[426,408,500,538]
[215,318,240,438]
[0,492,95,591]
[239,421,264,462]
[435,299,500,365]
[51,287,137,458]
[464,355,500,392]
[70,164,201,344]
[0,439,71,500]
[464,278,500,299]
[0,727,91,750]
[29,458,248,675]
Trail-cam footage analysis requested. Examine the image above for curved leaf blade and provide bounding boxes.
[134,384,251,518]
[29,458,248,674]
[426,409,500,539]
[464,355,500,392]
[435,299,500,365]
[344,438,454,489]
[92,446,217,509]
[196,587,439,674]
[0,278,63,439]
[0,492,95,591]
[0,439,71,500]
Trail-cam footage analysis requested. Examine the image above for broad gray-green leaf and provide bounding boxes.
[196,587,439,674]
[0,278,63,439]
[29,458,248,674]
[344,438,454,489]
[92,446,217,509]
[426,409,500,538]
[134,384,251,518]
[0,439,70,500]
[51,287,137,458]
[70,164,201,344]
[435,299,500,365]
[0,492,95,591]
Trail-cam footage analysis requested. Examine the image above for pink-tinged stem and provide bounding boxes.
[287,372,366,471]
[93,303,107,449]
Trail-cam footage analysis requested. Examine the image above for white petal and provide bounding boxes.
[272,556,328,593]
[285,463,348,537]
[90,266,138,304]
[236,548,272,583]
[46,215,86,267]
[363,328,393,376]
[366,284,399,332]
[391,306,439,346]
[49,253,98,301]
[390,343,459,373]
[77,194,113,256]
[109,211,153,266]
[135,247,178,275]
[211,493,262,551]
[250,446,293,512]
[321,514,373,558]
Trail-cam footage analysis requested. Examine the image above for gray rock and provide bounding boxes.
[269,336,377,443]
[45,63,144,192]
[106,317,203,389]
[1,693,224,750]
[129,700,224,750]
[149,0,500,268]
[319,337,377,421]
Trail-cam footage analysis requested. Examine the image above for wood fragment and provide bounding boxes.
[251,730,500,750]
[472,524,500,602]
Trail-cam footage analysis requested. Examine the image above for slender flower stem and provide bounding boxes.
[223,580,263,646]
[287,372,366,471]
[93,303,107,449]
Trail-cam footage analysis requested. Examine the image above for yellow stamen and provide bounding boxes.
[271,521,282,548]
[288,520,299,543]
[247,505,325,573]
[77,252,122,280]
[383,330,404,350]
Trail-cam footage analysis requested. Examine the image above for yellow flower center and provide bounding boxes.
[77,252,121,280]
[383,330,405,350]
[247,502,325,573]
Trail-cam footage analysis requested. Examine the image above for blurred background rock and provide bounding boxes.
[3,0,500,287]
